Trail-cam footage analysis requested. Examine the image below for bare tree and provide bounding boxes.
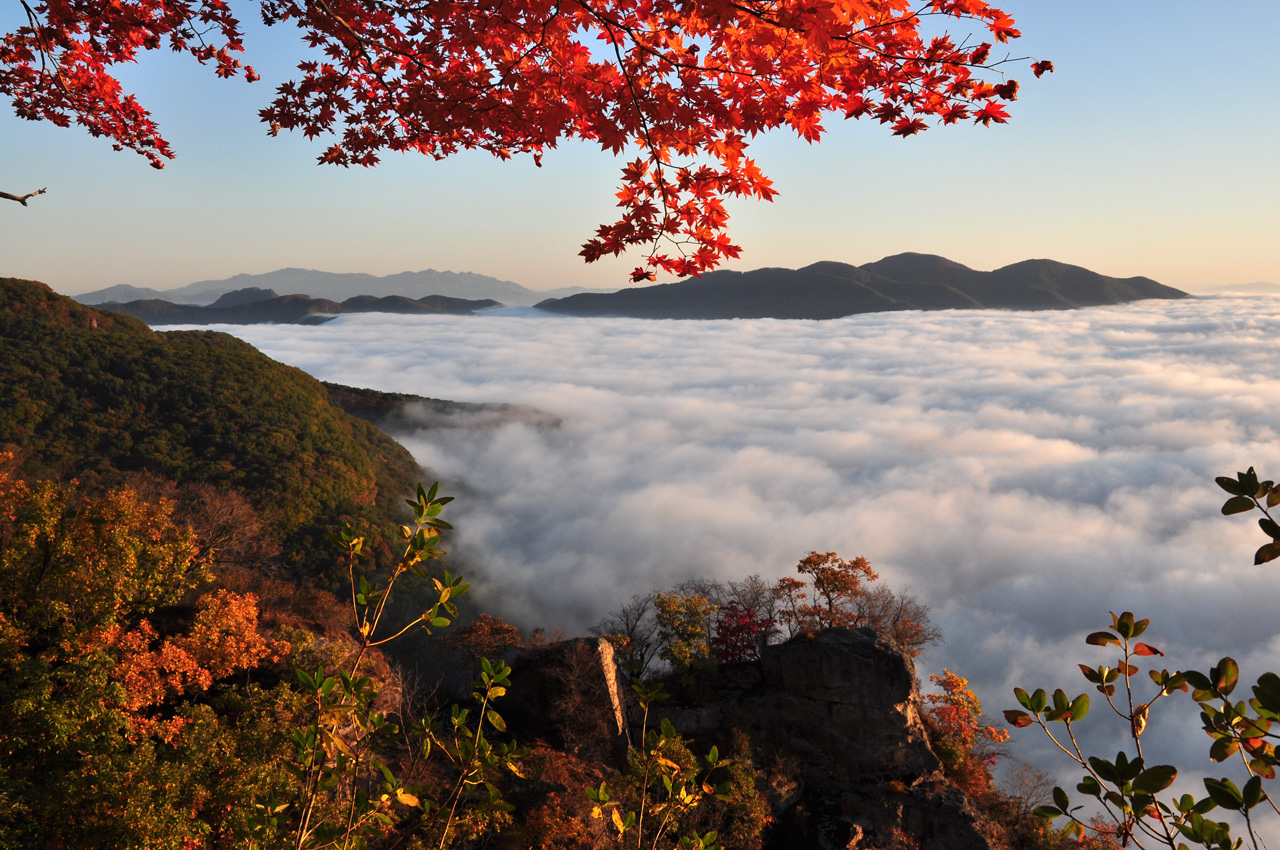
[854,584,942,657]
[726,573,783,650]
[592,593,660,678]
[2,188,46,206]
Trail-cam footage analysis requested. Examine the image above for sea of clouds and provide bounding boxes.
[210,295,1280,794]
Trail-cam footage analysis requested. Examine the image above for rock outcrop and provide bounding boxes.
[503,637,630,764]
[505,628,996,849]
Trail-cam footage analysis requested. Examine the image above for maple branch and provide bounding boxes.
[571,0,766,82]
[1,188,48,206]
[19,0,71,95]
[303,0,562,156]
[598,17,682,264]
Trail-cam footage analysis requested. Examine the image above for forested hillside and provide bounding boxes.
[0,277,419,578]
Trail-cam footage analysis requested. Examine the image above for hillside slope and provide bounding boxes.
[536,253,1188,319]
[0,277,421,578]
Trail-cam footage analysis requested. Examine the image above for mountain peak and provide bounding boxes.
[537,254,1188,319]
[859,252,976,281]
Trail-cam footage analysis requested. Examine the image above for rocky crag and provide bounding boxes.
[505,629,998,850]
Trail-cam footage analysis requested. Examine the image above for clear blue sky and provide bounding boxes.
[2,1,1277,294]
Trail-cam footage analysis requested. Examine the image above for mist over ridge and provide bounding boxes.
[208,295,1280,775]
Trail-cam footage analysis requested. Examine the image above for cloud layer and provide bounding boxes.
[215,296,1280,788]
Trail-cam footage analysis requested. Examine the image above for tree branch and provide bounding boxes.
[1,188,48,206]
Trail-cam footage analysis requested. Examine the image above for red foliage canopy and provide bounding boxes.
[1,0,1048,275]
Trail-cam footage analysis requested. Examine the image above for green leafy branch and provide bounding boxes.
[1216,467,1280,565]
[243,483,524,850]
[414,656,529,848]
[1007,610,1274,849]
[587,681,729,850]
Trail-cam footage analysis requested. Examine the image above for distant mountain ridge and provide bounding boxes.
[74,268,611,307]
[97,289,501,325]
[535,253,1188,319]
[1197,281,1280,295]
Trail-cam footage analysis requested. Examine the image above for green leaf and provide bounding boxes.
[1216,476,1246,496]
[1053,786,1070,811]
[1131,765,1177,794]
[1029,688,1047,713]
[1014,687,1032,710]
[430,616,450,628]
[1192,795,1218,814]
[1222,496,1255,515]
[1032,805,1062,819]
[1255,541,1280,565]
[1209,737,1238,762]
[1242,775,1265,810]
[1114,751,1140,782]
[1069,693,1090,721]
[1088,756,1118,784]
[1215,658,1240,695]
[1182,670,1213,691]
[1204,778,1244,811]
[1077,776,1102,798]
[1260,518,1280,539]
[1254,672,1280,712]
[485,709,506,732]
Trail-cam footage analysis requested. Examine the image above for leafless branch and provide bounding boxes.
[1,188,48,206]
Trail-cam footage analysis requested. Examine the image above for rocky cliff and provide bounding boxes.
[505,629,998,849]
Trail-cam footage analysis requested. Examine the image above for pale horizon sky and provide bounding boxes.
[2,1,1278,295]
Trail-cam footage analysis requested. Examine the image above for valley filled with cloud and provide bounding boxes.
[214,296,1280,782]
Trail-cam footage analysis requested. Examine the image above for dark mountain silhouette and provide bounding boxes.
[535,253,1188,319]
[209,286,278,308]
[74,268,613,307]
[96,288,501,325]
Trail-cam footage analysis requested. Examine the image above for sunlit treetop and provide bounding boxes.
[1,0,1050,277]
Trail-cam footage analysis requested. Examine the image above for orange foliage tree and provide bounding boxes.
[2,0,1049,275]
[792,549,878,628]
[924,669,1008,797]
[0,462,295,847]
[446,612,526,665]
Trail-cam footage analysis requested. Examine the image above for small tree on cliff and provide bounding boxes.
[2,0,1049,275]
